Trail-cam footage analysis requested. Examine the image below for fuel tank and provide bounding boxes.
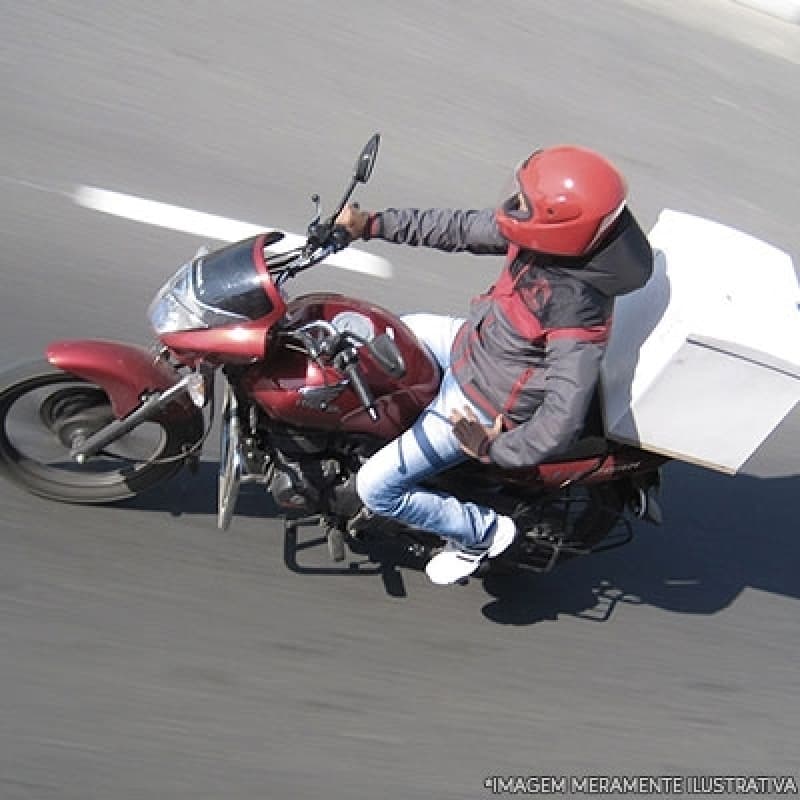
[241,293,440,439]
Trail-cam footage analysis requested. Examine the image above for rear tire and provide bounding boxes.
[0,359,201,504]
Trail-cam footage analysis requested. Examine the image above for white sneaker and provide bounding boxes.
[487,515,516,558]
[425,547,486,585]
[424,517,517,585]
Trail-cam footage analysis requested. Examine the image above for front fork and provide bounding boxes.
[217,381,243,530]
[71,371,207,463]
[216,376,272,530]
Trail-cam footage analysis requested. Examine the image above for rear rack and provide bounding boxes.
[512,516,633,573]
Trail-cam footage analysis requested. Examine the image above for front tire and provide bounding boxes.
[0,360,201,504]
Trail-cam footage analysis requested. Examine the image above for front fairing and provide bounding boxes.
[148,235,289,364]
[148,236,287,336]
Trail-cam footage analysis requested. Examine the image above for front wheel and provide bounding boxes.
[0,360,201,504]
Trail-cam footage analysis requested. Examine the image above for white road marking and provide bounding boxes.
[73,185,393,279]
[622,0,800,64]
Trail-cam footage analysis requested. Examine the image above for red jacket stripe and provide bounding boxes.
[502,366,536,415]
[546,323,610,344]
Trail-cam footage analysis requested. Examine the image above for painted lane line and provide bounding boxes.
[73,185,393,279]
[734,0,800,23]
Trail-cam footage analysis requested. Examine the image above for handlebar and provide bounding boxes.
[308,224,352,259]
[275,133,379,280]
[270,223,352,286]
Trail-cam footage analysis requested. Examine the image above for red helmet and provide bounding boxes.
[496,146,628,257]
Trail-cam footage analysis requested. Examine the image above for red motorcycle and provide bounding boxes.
[0,135,665,574]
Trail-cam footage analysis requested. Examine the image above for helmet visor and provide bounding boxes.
[497,158,534,221]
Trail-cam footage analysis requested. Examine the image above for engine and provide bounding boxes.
[263,424,365,518]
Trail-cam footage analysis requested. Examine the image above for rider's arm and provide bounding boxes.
[368,207,508,254]
[337,205,508,255]
[486,333,606,469]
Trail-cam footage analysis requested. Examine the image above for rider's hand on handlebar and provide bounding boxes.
[329,225,352,252]
[335,204,371,240]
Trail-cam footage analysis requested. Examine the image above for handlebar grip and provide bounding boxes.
[344,362,378,421]
[330,225,352,252]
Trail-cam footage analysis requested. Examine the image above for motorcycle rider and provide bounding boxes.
[336,145,653,585]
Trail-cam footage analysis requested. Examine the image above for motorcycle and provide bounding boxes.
[0,134,668,575]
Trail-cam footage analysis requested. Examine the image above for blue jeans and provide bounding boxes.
[355,313,498,548]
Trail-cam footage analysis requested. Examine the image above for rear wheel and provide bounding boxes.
[0,360,200,504]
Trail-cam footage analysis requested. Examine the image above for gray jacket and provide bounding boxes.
[368,207,653,468]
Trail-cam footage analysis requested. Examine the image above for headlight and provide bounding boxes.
[148,290,207,335]
[148,263,208,335]
[147,254,254,336]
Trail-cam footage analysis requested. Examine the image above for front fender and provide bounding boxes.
[46,339,193,419]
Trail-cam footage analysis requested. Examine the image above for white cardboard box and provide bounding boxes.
[601,209,800,474]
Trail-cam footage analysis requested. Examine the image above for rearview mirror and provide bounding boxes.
[354,133,380,183]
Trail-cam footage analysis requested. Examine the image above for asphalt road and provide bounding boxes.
[1,2,798,798]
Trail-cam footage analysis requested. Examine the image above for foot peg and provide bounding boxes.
[346,506,376,538]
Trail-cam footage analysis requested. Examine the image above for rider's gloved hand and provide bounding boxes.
[335,204,373,240]
[449,407,503,463]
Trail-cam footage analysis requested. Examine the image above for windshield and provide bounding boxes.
[193,241,273,319]
[148,237,278,335]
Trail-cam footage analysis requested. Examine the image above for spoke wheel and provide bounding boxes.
[0,360,199,503]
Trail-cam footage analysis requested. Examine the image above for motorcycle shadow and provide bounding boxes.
[119,461,800,625]
[481,462,800,625]
[283,516,429,599]
[117,461,427,599]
